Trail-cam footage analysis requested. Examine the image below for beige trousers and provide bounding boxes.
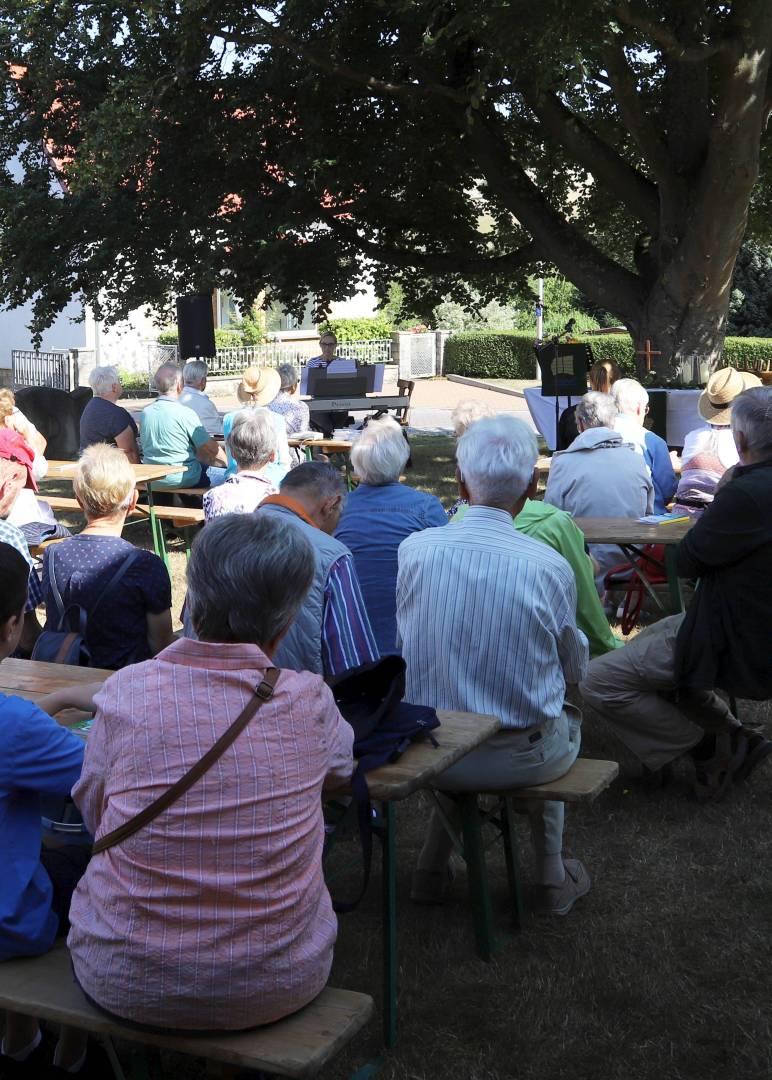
[580,614,736,771]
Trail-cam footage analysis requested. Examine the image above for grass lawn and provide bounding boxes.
[39,437,772,1080]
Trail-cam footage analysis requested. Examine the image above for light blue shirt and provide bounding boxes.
[614,414,677,513]
[396,505,588,728]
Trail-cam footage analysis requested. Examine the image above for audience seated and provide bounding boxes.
[0,422,69,547]
[67,514,354,1031]
[447,401,494,518]
[557,359,622,451]
[140,363,227,490]
[268,362,312,447]
[0,388,47,457]
[203,409,277,520]
[672,367,761,514]
[580,386,772,800]
[544,391,653,584]
[335,416,446,655]
[611,378,677,513]
[223,367,291,487]
[79,367,140,461]
[398,416,591,915]
[178,359,223,436]
[40,445,174,670]
[256,462,378,675]
[0,542,101,1072]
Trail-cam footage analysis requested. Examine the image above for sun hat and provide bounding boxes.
[236,366,281,406]
[698,367,758,425]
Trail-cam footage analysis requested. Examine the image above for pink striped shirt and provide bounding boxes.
[67,638,354,1030]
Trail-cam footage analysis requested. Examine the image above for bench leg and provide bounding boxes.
[665,546,683,614]
[378,801,397,1049]
[456,794,497,962]
[500,798,525,931]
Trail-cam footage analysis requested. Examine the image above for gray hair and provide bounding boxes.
[350,416,409,485]
[277,363,299,390]
[456,415,538,505]
[612,378,649,415]
[450,399,495,437]
[182,359,208,386]
[88,365,120,395]
[153,363,183,395]
[731,386,772,456]
[576,391,618,429]
[227,408,277,469]
[187,514,314,645]
[280,461,343,498]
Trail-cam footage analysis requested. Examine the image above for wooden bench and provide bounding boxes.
[0,944,375,1079]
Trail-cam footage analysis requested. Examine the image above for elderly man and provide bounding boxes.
[612,379,676,513]
[140,364,227,489]
[178,359,223,437]
[397,416,590,915]
[257,462,379,676]
[544,391,653,583]
[79,366,140,462]
[581,386,772,800]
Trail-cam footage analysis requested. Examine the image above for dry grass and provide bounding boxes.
[40,439,772,1080]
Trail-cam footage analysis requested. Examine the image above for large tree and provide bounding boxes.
[1,1,771,369]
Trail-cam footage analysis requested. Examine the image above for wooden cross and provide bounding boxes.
[635,339,661,373]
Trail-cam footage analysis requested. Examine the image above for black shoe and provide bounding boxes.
[734,730,772,784]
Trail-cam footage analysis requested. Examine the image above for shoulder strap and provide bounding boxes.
[46,547,67,626]
[92,667,280,855]
[90,548,142,618]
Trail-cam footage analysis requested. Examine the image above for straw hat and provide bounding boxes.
[698,367,760,425]
[236,366,281,406]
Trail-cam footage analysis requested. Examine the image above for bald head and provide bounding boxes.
[154,363,183,396]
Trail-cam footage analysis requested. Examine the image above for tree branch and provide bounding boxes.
[519,87,659,233]
[204,17,468,104]
[601,41,673,185]
[614,2,727,61]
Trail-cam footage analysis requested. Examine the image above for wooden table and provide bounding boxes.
[574,515,694,612]
[0,657,113,728]
[288,437,355,487]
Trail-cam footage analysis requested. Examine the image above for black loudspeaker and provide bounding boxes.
[176,293,216,359]
[645,389,668,442]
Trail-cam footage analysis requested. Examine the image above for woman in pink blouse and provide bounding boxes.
[67,513,354,1031]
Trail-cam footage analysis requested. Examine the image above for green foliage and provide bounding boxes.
[379,281,421,330]
[155,320,264,348]
[318,317,393,341]
[722,336,772,369]
[117,369,151,391]
[728,242,772,336]
[156,330,179,345]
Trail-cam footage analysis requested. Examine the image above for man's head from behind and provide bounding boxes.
[279,461,344,534]
[575,391,618,432]
[731,386,772,465]
[611,378,648,420]
[0,542,29,660]
[182,359,208,392]
[456,415,538,515]
[153,363,183,396]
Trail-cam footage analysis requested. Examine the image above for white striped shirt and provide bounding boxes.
[396,505,588,729]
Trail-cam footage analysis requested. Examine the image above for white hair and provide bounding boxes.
[88,366,120,395]
[183,359,208,386]
[350,416,410,485]
[456,415,538,505]
[731,386,772,456]
[450,399,495,437]
[226,408,277,469]
[277,362,299,390]
[612,378,649,416]
[576,391,618,429]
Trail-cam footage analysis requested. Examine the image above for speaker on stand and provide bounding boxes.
[176,293,216,360]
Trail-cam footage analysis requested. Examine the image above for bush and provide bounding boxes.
[156,329,178,345]
[117,369,151,391]
[722,335,772,369]
[319,316,392,341]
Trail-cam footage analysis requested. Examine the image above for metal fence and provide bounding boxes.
[11,350,74,391]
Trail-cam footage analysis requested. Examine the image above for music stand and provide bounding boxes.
[535,341,594,438]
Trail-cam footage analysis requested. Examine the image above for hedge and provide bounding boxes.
[318,316,392,342]
[443,331,772,379]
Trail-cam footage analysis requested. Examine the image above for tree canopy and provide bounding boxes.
[0,0,771,363]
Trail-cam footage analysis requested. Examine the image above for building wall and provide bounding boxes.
[0,301,87,368]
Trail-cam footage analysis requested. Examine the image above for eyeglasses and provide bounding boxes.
[320,340,336,348]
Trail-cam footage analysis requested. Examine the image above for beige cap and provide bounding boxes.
[698,367,755,425]
[236,366,281,406]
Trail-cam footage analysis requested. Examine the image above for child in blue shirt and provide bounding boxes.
[0,542,102,1071]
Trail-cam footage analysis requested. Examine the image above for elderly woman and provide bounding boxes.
[78,366,140,461]
[203,409,277,520]
[67,513,354,1031]
[268,362,312,436]
[335,415,446,654]
[222,366,291,486]
[0,388,47,457]
[38,444,173,669]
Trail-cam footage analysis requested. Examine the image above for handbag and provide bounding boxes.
[93,667,280,854]
[32,546,141,666]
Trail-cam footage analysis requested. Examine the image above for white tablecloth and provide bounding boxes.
[523,386,701,450]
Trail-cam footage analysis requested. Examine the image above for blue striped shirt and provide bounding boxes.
[322,555,379,675]
[396,505,588,728]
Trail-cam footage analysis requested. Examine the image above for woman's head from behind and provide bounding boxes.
[187,514,314,651]
[351,415,409,485]
[451,400,495,438]
[588,360,622,394]
[74,443,137,521]
[227,409,276,472]
[0,389,16,426]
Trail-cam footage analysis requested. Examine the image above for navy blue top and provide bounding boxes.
[79,397,137,452]
[335,482,447,655]
[42,535,171,670]
[0,692,83,960]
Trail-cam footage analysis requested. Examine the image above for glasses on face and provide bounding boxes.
[320,340,336,349]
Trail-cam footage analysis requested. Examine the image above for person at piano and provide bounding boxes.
[306,332,355,435]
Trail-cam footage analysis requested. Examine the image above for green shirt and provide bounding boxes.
[139,397,212,488]
[452,499,621,658]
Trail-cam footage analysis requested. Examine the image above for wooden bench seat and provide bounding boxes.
[0,944,374,1078]
[496,757,619,802]
[43,495,81,512]
[42,497,204,528]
